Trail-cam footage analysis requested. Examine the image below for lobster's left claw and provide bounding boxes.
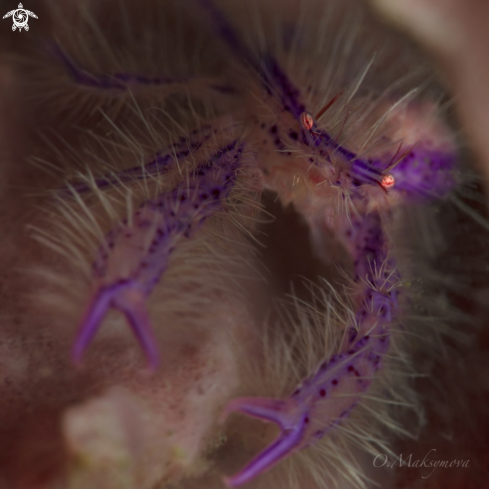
[72,282,160,371]
[221,397,306,487]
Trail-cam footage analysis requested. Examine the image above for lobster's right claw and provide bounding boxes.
[221,397,306,487]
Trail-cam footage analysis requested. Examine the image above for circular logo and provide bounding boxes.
[3,3,38,32]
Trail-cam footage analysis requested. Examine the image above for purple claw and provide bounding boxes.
[224,430,304,488]
[222,397,306,487]
[72,281,160,370]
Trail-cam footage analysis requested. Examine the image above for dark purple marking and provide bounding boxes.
[49,43,189,90]
[49,43,234,94]
[192,0,253,66]
[261,54,305,119]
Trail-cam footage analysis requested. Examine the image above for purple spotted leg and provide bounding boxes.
[72,141,247,369]
[221,210,398,487]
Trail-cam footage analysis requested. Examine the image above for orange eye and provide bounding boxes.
[300,112,314,131]
[381,174,395,189]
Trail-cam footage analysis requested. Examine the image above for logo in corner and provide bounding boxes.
[3,3,37,32]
